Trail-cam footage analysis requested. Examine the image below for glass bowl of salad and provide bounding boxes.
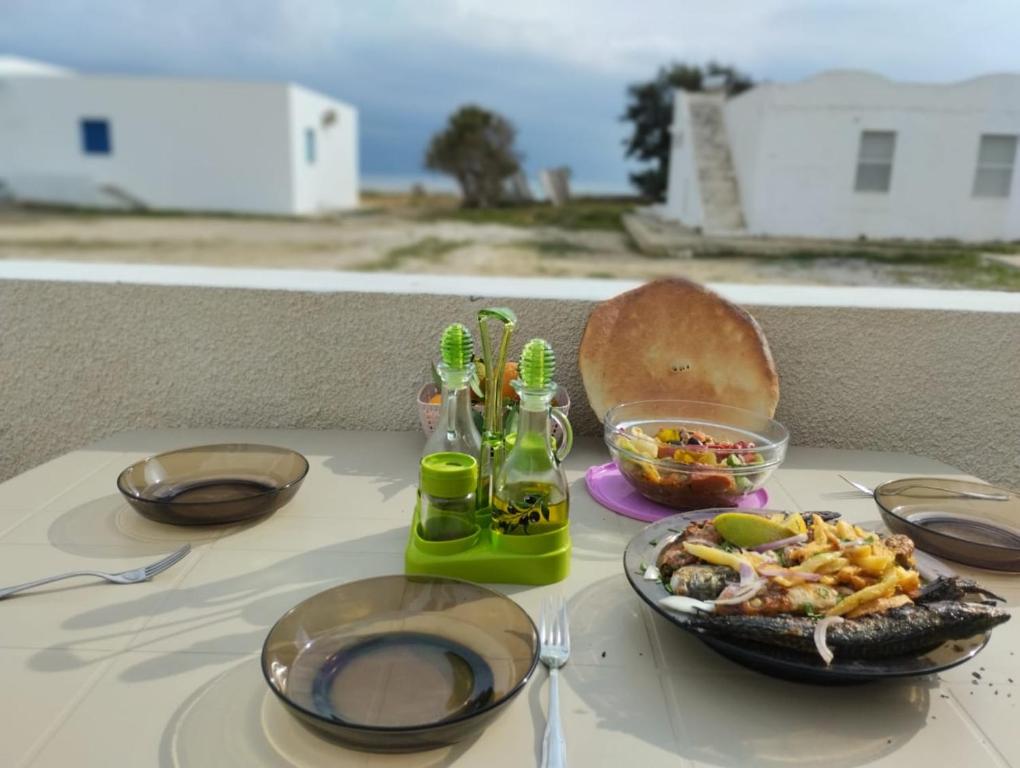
[604,400,789,509]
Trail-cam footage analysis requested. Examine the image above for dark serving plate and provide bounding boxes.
[261,575,539,752]
[874,477,1020,572]
[624,510,995,684]
[117,443,308,525]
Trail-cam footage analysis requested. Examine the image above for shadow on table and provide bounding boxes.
[45,494,227,558]
[565,580,934,768]
[158,658,476,768]
[322,435,419,502]
[28,526,407,680]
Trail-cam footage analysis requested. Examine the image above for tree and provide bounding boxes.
[622,62,753,201]
[425,105,523,208]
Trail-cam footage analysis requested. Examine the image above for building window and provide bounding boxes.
[854,130,896,193]
[80,118,112,155]
[305,128,316,165]
[973,134,1017,198]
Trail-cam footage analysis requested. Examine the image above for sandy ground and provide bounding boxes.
[0,207,1012,289]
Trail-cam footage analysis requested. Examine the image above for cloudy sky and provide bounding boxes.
[3,0,1020,191]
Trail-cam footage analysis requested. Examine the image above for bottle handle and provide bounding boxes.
[551,408,573,463]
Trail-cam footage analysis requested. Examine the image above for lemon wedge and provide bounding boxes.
[713,512,804,549]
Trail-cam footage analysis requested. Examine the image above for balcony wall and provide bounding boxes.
[1,262,1018,487]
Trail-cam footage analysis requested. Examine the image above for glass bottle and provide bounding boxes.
[419,452,479,541]
[423,324,482,460]
[493,339,573,535]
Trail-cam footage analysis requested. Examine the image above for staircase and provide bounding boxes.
[688,94,746,234]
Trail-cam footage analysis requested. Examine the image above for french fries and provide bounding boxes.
[845,594,913,619]
[826,567,916,617]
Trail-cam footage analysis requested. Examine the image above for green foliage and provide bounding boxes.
[424,197,634,231]
[507,239,595,257]
[359,237,469,271]
[622,62,754,201]
[425,105,522,209]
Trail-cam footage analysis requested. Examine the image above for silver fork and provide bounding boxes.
[839,475,1008,502]
[539,596,570,768]
[0,544,191,600]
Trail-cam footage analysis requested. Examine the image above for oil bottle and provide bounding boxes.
[423,323,482,460]
[492,339,573,535]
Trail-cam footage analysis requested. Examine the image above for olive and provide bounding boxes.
[687,437,702,446]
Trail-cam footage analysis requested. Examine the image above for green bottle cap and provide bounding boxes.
[420,452,479,498]
[440,323,474,369]
[519,338,555,389]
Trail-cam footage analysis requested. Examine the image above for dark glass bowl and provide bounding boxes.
[117,443,308,525]
[875,477,1020,571]
[261,575,539,752]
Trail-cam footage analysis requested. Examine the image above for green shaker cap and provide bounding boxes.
[420,452,478,498]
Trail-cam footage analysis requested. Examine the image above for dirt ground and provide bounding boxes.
[1,200,1017,290]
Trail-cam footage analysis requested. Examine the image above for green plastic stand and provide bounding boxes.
[405,500,571,585]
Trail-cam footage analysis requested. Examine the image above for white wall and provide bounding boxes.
[0,75,356,215]
[724,71,1020,241]
[1,263,1018,488]
[662,92,704,227]
[287,85,359,214]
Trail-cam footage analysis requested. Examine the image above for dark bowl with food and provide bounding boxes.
[604,400,788,510]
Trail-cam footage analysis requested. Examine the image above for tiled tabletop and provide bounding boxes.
[0,429,1016,767]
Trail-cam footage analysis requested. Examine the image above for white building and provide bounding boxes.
[0,55,358,215]
[663,71,1020,241]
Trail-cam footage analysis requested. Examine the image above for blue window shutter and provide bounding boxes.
[81,119,112,155]
[305,128,316,164]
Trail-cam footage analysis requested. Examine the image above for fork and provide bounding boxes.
[839,475,1008,502]
[539,596,570,768]
[0,544,191,600]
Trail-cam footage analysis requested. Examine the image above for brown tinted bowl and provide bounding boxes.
[875,477,1020,571]
[261,575,539,752]
[117,444,309,525]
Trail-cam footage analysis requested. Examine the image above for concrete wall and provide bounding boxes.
[663,92,704,228]
[287,85,359,213]
[717,71,1020,241]
[0,74,359,215]
[1,266,1018,489]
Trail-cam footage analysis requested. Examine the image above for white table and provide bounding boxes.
[0,429,1016,767]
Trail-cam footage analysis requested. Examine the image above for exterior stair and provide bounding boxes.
[687,93,746,234]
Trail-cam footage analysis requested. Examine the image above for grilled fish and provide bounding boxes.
[669,565,737,601]
[676,600,1010,659]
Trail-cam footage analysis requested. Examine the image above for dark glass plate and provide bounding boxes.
[874,477,1020,571]
[261,575,539,752]
[117,443,308,525]
[624,510,995,684]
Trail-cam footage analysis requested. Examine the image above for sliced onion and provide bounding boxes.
[659,595,715,614]
[713,579,765,606]
[751,533,808,552]
[738,561,757,585]
[813,616,845,665]
[643,565,661,581]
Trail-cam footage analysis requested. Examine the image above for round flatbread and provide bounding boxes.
[579,278,779,419]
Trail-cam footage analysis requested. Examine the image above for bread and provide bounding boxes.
[579,278,779,420]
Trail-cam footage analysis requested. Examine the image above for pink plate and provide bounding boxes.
[584,461,769,522]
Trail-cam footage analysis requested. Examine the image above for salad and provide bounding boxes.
[612,425,768,507]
